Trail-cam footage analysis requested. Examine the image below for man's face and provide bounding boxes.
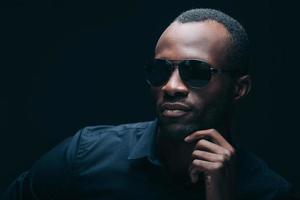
[152,21,235,140]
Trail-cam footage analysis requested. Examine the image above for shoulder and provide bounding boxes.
[74,120,155,151]
[236,148,292,200]
[11,121,155,199]
[78,120,154,139]
[69,121,155,171]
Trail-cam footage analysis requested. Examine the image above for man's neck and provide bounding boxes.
[156,133,194,176]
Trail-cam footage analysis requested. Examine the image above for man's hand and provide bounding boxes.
[184,129,236,200]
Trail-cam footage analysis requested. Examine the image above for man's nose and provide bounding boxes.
[161,69,189,97]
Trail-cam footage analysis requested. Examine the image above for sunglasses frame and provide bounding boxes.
[145,59,240,89]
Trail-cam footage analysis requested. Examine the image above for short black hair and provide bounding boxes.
[175,8,250,75]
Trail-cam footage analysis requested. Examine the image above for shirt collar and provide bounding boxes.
[127,119,160,165]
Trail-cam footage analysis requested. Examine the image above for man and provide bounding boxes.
[2,8,293,200]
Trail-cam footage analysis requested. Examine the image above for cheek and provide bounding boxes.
[188,91,207,114]
[191,78,231,110]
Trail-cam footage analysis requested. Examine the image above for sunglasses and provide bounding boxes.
[145,59,240,88]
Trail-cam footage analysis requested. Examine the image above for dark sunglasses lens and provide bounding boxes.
[180,60,211,88]
[145,60,171,87]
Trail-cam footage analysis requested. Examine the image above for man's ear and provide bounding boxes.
[233,75,252,102]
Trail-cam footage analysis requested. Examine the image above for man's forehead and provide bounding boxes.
[156,21,230,50]
[155,21,231,65]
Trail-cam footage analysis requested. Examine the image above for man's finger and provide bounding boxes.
[192,150,225,162]
[195,139,232,158]
[192,159,224,172]
[184,129,234,152]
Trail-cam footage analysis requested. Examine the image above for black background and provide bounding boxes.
[1,0,299,196]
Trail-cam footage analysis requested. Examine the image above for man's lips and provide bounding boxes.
[160,103,191,118]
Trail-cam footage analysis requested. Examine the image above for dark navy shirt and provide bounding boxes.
[2,120,292,200]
